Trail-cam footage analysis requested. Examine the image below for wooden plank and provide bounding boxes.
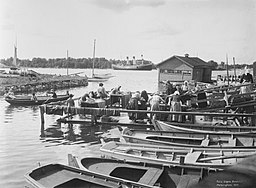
[201,139,210,146]
[138,168,164,186]
[177,175,192,188]
[67,154,80,169]
[184,152,201,164]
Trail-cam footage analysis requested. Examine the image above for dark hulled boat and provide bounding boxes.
[112,63,153,71]
[5,94,69,105]
[112,56,153,71]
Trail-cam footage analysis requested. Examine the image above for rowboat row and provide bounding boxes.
[100,141,256,169]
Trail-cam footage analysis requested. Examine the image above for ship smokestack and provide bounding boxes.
[141,54,144,64]
[126,56,129,65]
[132,56,136,65]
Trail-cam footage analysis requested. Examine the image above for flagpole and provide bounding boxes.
[226,54,229,86]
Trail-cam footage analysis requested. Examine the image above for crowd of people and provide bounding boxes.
[28,67,255,123]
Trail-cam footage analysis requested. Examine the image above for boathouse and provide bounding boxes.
[156,54,212,85]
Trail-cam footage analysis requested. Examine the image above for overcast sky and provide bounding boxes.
[0,0,255,64]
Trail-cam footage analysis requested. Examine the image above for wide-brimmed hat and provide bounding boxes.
[69,94,74,98]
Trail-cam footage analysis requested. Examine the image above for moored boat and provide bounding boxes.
[5,94,69,105]
[122,129,256,149]
[74,155,221,188]
[100,141,256,169]
[25,163,157,188]
[154,120,256,134]
[112,63,153,71]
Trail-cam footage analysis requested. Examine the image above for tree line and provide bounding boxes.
[0,57,123,69]
[0,57,253,70]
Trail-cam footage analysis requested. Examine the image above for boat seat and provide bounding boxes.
[184,152,202,164]
[177,175,200,188]
[228,138,237,147]
[200,139,210,146]
[238,137,254,146]
[138,168,164,186]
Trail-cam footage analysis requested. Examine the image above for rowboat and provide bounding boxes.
[100,141,256,169]
[154,120,256,134]
[122,129,256,149]
[25,163,157,188]
[73,155,220,188]
[5,94,69,105]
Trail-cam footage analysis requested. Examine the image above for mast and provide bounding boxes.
[66,50,69,75]
[226,54,229,86]
[233,57,236,82]
[92,39,96,77]
[13,41,17,67]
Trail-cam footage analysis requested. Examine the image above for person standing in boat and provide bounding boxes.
[97,83,108,98]
[31,93,38,102]
[126,92,140,122]
[240,68,253,94]
[66,94,75,107]
[168,90,182,122]
[148,91,165,120]
[137,90,149,121]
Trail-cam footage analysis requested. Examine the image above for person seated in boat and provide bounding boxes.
[47,89,57,98]
[31,93,38,101]
[97,83,108,98]
[137,90,149,121]
[126,92,140,122]
[168,90,182,122]
[66,94,75,107]
[148,91,165,120]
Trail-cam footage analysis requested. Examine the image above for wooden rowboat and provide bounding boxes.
[122,129,256,149]
[25,163,157,188]
[100,141,256,169]
[154,120,256,134]
[5,94,69,105]
[73,155,220,188]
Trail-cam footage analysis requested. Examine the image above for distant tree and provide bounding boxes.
[207,60,218,69]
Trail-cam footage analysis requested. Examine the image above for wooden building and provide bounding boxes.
[156,54,212,85]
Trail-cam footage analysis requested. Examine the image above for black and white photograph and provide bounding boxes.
[0,0,256,187]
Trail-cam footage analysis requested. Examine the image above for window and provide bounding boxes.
[160,69,191,75]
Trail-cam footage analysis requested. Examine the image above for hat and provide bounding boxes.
[69,94,74,98]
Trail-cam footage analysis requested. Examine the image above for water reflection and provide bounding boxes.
[41,121,117,146]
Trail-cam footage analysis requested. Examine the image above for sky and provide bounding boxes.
[0,0,255,64]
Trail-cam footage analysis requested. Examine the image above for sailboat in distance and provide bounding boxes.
[88,39,113,82]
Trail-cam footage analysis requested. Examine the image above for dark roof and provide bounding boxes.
[157,55,210,68]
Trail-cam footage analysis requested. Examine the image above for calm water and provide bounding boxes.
[0,68,242,187]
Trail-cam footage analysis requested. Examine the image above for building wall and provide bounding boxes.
[158,58,193,83]
[203,68,212,82]
[192,68,203,82]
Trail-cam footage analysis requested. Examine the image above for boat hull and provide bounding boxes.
[100,141,256,169]
[5,94,69,105]
[77,156,220,188]
[154,120,256,134]
[25,163,155,188]
[122,129,256,149]
[112,63,153,71]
